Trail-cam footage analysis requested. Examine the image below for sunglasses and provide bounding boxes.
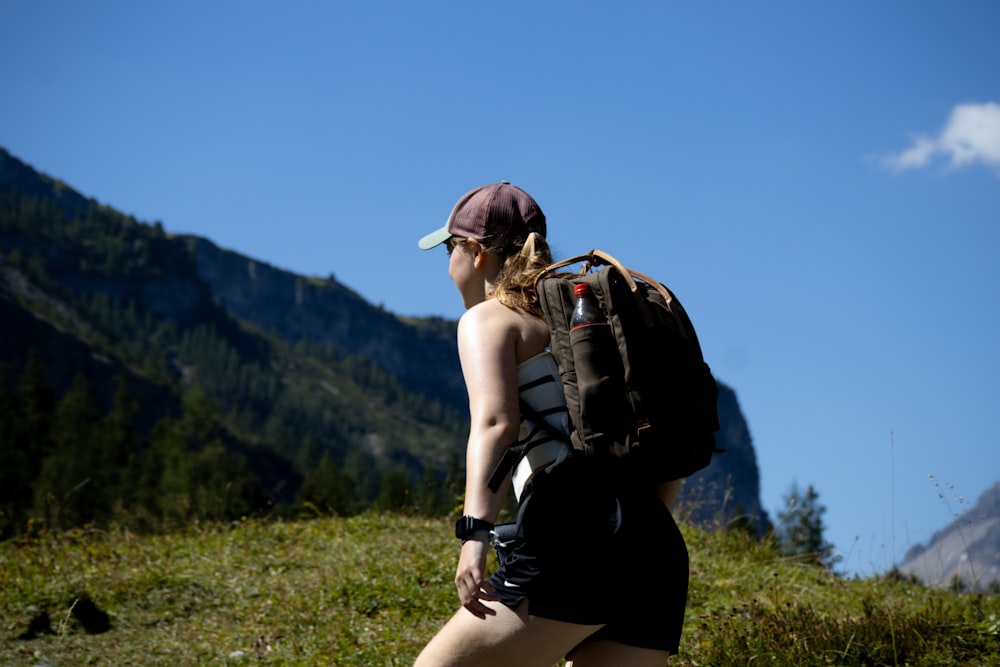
[445,237,466,255]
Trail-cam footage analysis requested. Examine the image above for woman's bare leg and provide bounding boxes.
[566,639,671,667]
[414,600,603,667]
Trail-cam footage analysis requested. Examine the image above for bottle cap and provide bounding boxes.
[574,284,591,297]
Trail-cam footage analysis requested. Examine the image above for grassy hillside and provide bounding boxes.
[2,514,998,666]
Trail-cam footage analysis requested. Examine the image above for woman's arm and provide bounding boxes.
[452,301,521,616]
[458,304,520,521]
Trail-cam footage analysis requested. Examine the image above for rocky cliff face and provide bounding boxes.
[680,383,771,534]
[189,238,465,409]
[898,481,1000,591]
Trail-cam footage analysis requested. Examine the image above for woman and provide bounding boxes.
[414,182,688,667]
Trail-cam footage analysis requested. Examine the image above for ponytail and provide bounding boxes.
[489,232,553,318]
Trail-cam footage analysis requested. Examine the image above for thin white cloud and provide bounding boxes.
[882,102,1000,176]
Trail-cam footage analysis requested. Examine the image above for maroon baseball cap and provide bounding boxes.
[418,181,546,250]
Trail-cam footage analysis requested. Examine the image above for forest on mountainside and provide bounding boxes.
[0,187,467,539]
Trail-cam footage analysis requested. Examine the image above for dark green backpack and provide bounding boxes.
[529,250,721,484]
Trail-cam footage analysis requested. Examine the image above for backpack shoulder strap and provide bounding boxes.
[539,250,641,295]
[541,249,698,342]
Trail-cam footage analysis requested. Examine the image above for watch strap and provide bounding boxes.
[455,515,494,541]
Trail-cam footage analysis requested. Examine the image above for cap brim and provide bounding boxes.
[418,225,452,250]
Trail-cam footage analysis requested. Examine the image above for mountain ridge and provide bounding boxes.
[1,145,768,534]
[898,480,1000,591]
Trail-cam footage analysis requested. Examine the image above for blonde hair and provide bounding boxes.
[487,232,554,318]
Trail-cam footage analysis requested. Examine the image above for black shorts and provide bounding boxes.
[487,456,689,654]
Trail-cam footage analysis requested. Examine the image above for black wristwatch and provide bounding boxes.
[455,515,494,542]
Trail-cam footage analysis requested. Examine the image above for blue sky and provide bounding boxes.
[2,1,998,577]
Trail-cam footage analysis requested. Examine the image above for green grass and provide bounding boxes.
[2,515,998,666]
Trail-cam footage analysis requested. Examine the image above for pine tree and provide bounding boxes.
[133,416,178,526]
[343,449,380,507]
[444,449,463,515]
[0,363,29,537]
[375,468,413,512]
[17,351,54,485]
[775,482,838,569]
[139,388,267,524]
[34,375,103,528]
[100,375,138,513]
[415,466,449,517]
[297,450,356,516]
[185,441,265,521]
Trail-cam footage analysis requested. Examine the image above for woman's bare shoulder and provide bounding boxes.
[459,300,547,364]
[459,298,521,331]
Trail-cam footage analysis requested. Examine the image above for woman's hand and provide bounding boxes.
[454,536,499,619]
